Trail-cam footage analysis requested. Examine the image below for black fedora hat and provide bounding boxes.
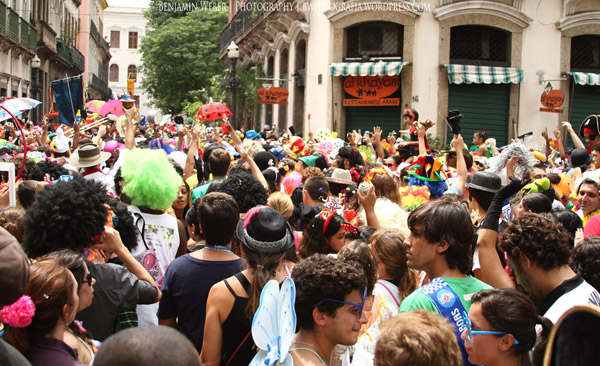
[465,171,501,193]
[569,148,592,168]
[237,206,295,254]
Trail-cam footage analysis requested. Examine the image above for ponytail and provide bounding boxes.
[532,316,553,366]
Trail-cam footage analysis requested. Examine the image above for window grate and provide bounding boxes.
[346,22,403,59]
[450,26,509,65]
[571,35,600,72]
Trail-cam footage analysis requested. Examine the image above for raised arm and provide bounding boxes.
[542,128,551,159]
[183,125,201,180]
[417,125,427,156]
[373,126,385,163]
[562,121,585,149]
[452,134,467,195]
[358,186,380,230]
[94,226,161,301]
[554,127,566,160]
[123,106,137,151]
[241,152,269,191]
[477,177,528,288]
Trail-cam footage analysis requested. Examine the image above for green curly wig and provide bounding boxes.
[122,149,181,210]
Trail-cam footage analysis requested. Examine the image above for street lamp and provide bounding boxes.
[31,55,41,123]
[227,41,239,129]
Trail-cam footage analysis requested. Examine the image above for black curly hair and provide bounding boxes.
[27,160,70,181]
[292,254,367,330]
[571,237,600,293]
[500,213,571,271]
[215,173,268,213]
[23,177,109,258]
[107,198,138,252]
[338,146,365,168]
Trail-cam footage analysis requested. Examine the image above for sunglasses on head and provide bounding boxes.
[463,311,519,345]
[313,287,368,318]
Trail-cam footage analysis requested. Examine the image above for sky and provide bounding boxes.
[106,0,151,8]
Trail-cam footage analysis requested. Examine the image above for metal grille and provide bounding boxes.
[346,22,403,59]
[450,26,509,65]
[571,35,600,71]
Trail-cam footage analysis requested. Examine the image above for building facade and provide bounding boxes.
[1,0,37,105]
[1,0,86,121]
[79,0,111,100]
[104,4,155,115]
[221,0,600,147]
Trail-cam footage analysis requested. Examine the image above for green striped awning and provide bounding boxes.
[445,64,525,85]
[569,72,600,86]
[329,61,408,77]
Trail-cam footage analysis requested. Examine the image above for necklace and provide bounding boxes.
[204,244,232,252]
[290,341,327,365]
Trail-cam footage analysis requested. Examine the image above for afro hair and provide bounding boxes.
[27,160,70,181]
[23,177,109,258]
[216,173,268,213]
[108,198,138,252]
[121,149,181,210]
[338,146,365,168]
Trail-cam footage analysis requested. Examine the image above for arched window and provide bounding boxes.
[127,64,137,81]
[109,64,119,82]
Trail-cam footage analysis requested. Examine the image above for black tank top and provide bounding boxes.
[220,272,256,366]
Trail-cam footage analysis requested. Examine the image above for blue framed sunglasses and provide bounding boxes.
[463,311,519,345]
[313,287,368,318]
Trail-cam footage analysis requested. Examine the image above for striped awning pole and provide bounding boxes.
[569,72,600,86]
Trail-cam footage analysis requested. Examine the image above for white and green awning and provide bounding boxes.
[569,72,600,86]
[329,61,408,77]
[445,64,525,85]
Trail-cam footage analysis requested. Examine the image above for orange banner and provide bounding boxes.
[257,87,289,105]
[344,76,399,99]
[343,98,399,107]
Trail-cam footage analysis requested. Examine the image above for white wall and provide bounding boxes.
[104,6,156,115]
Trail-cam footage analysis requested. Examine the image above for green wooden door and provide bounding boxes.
[569,83,600,148]
[446,83,510,147]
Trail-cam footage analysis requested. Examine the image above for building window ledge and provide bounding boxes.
[433,0,532,29]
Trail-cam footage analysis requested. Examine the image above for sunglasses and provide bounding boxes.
[385,162,398,168]
[84,272,93,287]
[313,287,368,319]
[463,311,519,345]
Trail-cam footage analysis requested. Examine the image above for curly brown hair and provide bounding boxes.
[375,309,461,366]
[571,237,600,292]
[292,254,367,330]
[371,173,400,205]
[500,213,571,270]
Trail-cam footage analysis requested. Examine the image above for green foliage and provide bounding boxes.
[427,133,448,152]
[145,0,228,29]
[140,7,228,112]
[234,62,265,131]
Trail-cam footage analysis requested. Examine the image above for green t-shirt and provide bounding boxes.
[190,177,226,203]
[399,276,492,314]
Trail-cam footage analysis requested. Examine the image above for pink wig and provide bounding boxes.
[281,171,302,196]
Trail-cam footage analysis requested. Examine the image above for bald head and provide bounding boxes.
[94,326,199,366]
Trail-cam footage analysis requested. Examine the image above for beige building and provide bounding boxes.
[0,0,36,100]
[222,0,600,147]
[1,0,86,121]
[79,0,111,100]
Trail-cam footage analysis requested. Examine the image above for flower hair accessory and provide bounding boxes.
[0,295,36,328]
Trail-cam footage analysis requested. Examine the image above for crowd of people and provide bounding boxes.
[0,103,599,366]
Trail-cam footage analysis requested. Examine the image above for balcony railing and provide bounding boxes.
[56,38,72,65]
[90,72,110,98]
[7,7,18,40]
[28,23,37,50]
[219,0,279,55]
[70,46,85,71]
[20,15,28,44]
[0,2,6,33]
